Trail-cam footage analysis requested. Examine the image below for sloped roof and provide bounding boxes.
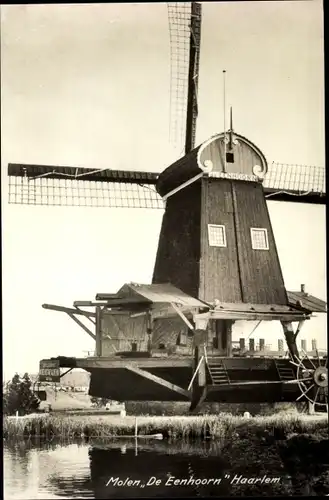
[96,283,209,309]
[287,291,327,313]
[119,283,209,308]
[95,283,326,317]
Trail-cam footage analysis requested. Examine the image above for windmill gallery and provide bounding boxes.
[6,3,327,413]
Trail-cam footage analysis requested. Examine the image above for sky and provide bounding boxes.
[1,1,326,379]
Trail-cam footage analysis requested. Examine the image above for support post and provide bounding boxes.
[308,401,315,415]
[278,338,284,353]
[190,340,207,412]
[188,355,204,391]
[191,329,207,401]
[146,312,153,355]
[194,341,207,387]
[294,320,305,340]
[249,338,255,352]
[226,321,233,357]
[281,321,299,361]
[95,306,102,357]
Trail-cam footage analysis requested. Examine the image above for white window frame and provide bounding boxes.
[208,224,227,247]
[250,227,269,250]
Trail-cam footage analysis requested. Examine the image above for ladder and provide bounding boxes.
[275,359,295,382]
[207,359,230,386]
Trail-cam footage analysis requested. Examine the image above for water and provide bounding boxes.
[3,437,328,498]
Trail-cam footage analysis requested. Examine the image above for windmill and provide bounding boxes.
[8,3,327,411]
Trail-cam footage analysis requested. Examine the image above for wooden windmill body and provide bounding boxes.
[7,3,327,411]
[154,125,286,307]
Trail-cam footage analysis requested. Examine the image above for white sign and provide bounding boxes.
[209,172,259,182]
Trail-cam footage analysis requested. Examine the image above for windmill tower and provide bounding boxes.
[7,2,327,411]
[154,114,286,306]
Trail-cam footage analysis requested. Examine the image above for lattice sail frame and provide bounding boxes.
[8,178,162,209]
[168,2,201,155]
[7,162,326,208]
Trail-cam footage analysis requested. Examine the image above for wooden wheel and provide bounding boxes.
[290,349,328,407]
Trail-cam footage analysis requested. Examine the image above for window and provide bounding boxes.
[226,152,234,163]
[250,228,269,250]
[208,224,227,247]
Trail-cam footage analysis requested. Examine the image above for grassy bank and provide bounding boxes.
[3,412,328,441]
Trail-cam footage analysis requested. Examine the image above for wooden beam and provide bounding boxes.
[74,301,108,307]
[207,380,300,392]
[59,367,74,379]
[43,303,96,318]
[170,302,195,330]
[188,356,204,391]
[281,321,299,361]
[75,357,192,369]
[95,306,102,357]
[210,310,307,322]
[67,313,96,340]
[146,311,153,354]
[163,173,203,201]
[212,302,310,312]
[240,350,288,358]
[294,319,306,340]
[74,306,96,325]
[125,365,191,399]
[226,321,233,357]
[190,386,208,412]
[98,297,151,307]
[193,312,210,330]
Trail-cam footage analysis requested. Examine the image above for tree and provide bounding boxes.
[3,373,40,416]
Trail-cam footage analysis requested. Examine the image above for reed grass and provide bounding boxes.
[3,412,328,441]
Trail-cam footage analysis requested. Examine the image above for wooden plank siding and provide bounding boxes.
[199,178,287,305]
[101,313,195,356]
[199,178,242,303]
[152,182,201,298]
[232,181,288,304]
[101,313,148,354]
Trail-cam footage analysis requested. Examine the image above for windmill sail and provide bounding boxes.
[6,2,325,209]
[168,2,202,155]
[184,2,201,154]
[7,161,325,208]
[7,164,163,209]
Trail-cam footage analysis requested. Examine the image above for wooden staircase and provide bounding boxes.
[207,359,230,386]
[274,359,295,382]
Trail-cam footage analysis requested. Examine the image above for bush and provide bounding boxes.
[90,396,110,408]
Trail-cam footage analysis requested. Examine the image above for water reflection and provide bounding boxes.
[4,436,328,498]
[89,439,231,498]
[4,440,92,499]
